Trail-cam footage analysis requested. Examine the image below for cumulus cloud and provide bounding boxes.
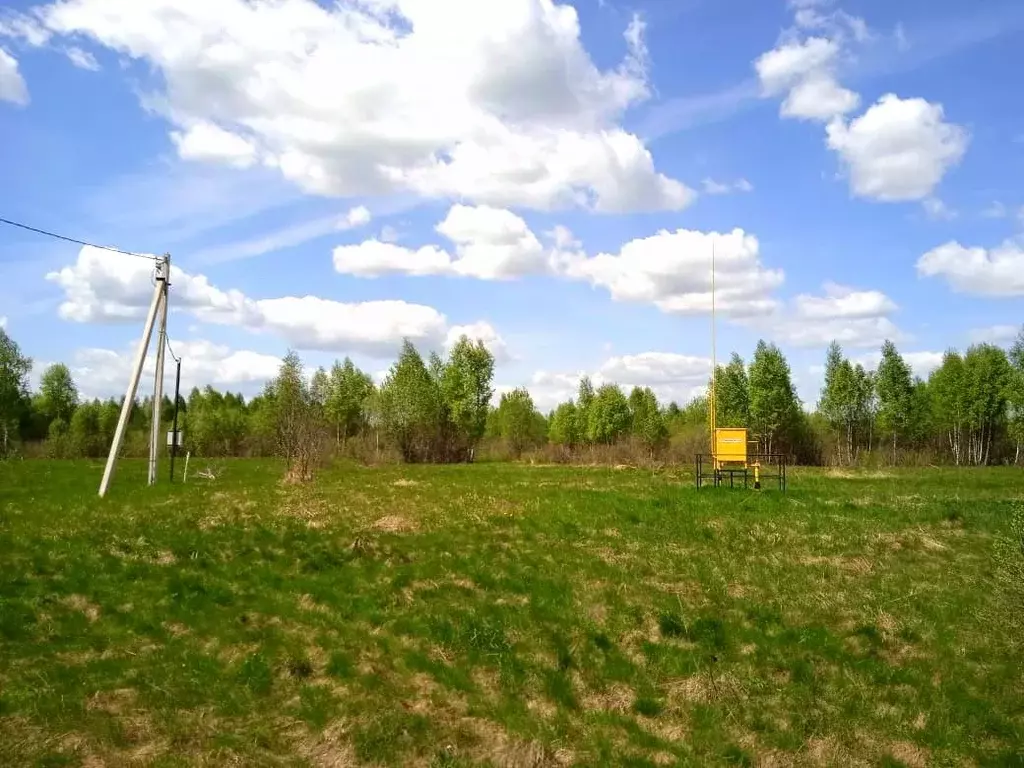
[561,227,784,318]
[63,340,283,400]
[753,7,965,202]
[764,282,902,348]
[445,321,510,362]
[36,0,693,213]
[335,207,786,319]
[917,240,1024,297]
[0,48,29,105]
[521,351,711,411]
[969,325,1021,344]
[45,246,498,358]
[334,204,550,280]
[171,122,257,169]
[826,95,968,202]
[754,36,858,122]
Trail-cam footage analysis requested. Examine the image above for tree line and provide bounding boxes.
[1,325,1022,467]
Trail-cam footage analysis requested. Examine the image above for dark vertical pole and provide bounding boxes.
[169,358,181,482]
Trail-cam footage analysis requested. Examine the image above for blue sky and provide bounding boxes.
[1,0,1022,408]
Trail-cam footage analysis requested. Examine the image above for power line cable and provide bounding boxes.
[0,216,158,260]
[165,336,181,364]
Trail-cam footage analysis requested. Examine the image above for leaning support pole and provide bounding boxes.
[98,264,166,498]
[148,257,170,486]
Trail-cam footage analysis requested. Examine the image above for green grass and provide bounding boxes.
[1,459,1022,766]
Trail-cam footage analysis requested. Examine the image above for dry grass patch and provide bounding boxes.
[61,594,101,622]
[798,555,873,575]
[883,740,929,768]
[580,683,634,714]
[392,479,420,487]
[464,718,556,768]
[370,515,419,533]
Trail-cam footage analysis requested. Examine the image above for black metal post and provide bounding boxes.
[169,358,181,482]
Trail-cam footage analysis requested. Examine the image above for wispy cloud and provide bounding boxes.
[702,177,754,195]
[638,79,761,141]
[192,207,372,265]
[981,201,1007,219]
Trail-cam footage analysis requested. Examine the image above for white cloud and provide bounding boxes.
[922,197,957,220]
[765,282,902,348]
[755,37,839,96]
[334,204,549,280]
[793,282,897,319]
[0,316,7,329]
[445,321,510,362]
[170,122,257,169]
[64,340,282,400]
[343,205,372,229]
[379,225,400,243]
[754,36,858,122]
[38,0,692,213]
[435,205,548,279]
[826,94,968,201]
[45,246,488,357]
[521,351,711,411]
[917,240,1024,297]
[333,241,453,278]
[65,46,98,70]
[702,177,754,195]
[969,325,1020,344]
[561,227,784,317]
[256,296,446,355]
[334,212,787,321]
[781,72,860,121]
[0,48,29,105]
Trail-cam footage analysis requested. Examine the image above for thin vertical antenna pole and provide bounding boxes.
[169,357,182,483]
[148,256,170,486]
[710,239,717,446]
[99,272,165,497]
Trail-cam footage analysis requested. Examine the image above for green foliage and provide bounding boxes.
[586,384,631,445]
[1008,329,1024,464]
[378,341,446,463]
[37,363,78,426]
[325,358,375,445]
[748,340,799,455]
[876,340,914,459]
[548,401,580,447]
[494,387,543,457]
[440,336,495,456]
[0,327,31,455]
[714,353,749,428]
[628,387,667,452]
[929,351,969,464]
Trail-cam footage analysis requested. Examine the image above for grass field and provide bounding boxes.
[1,460,1022,767]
